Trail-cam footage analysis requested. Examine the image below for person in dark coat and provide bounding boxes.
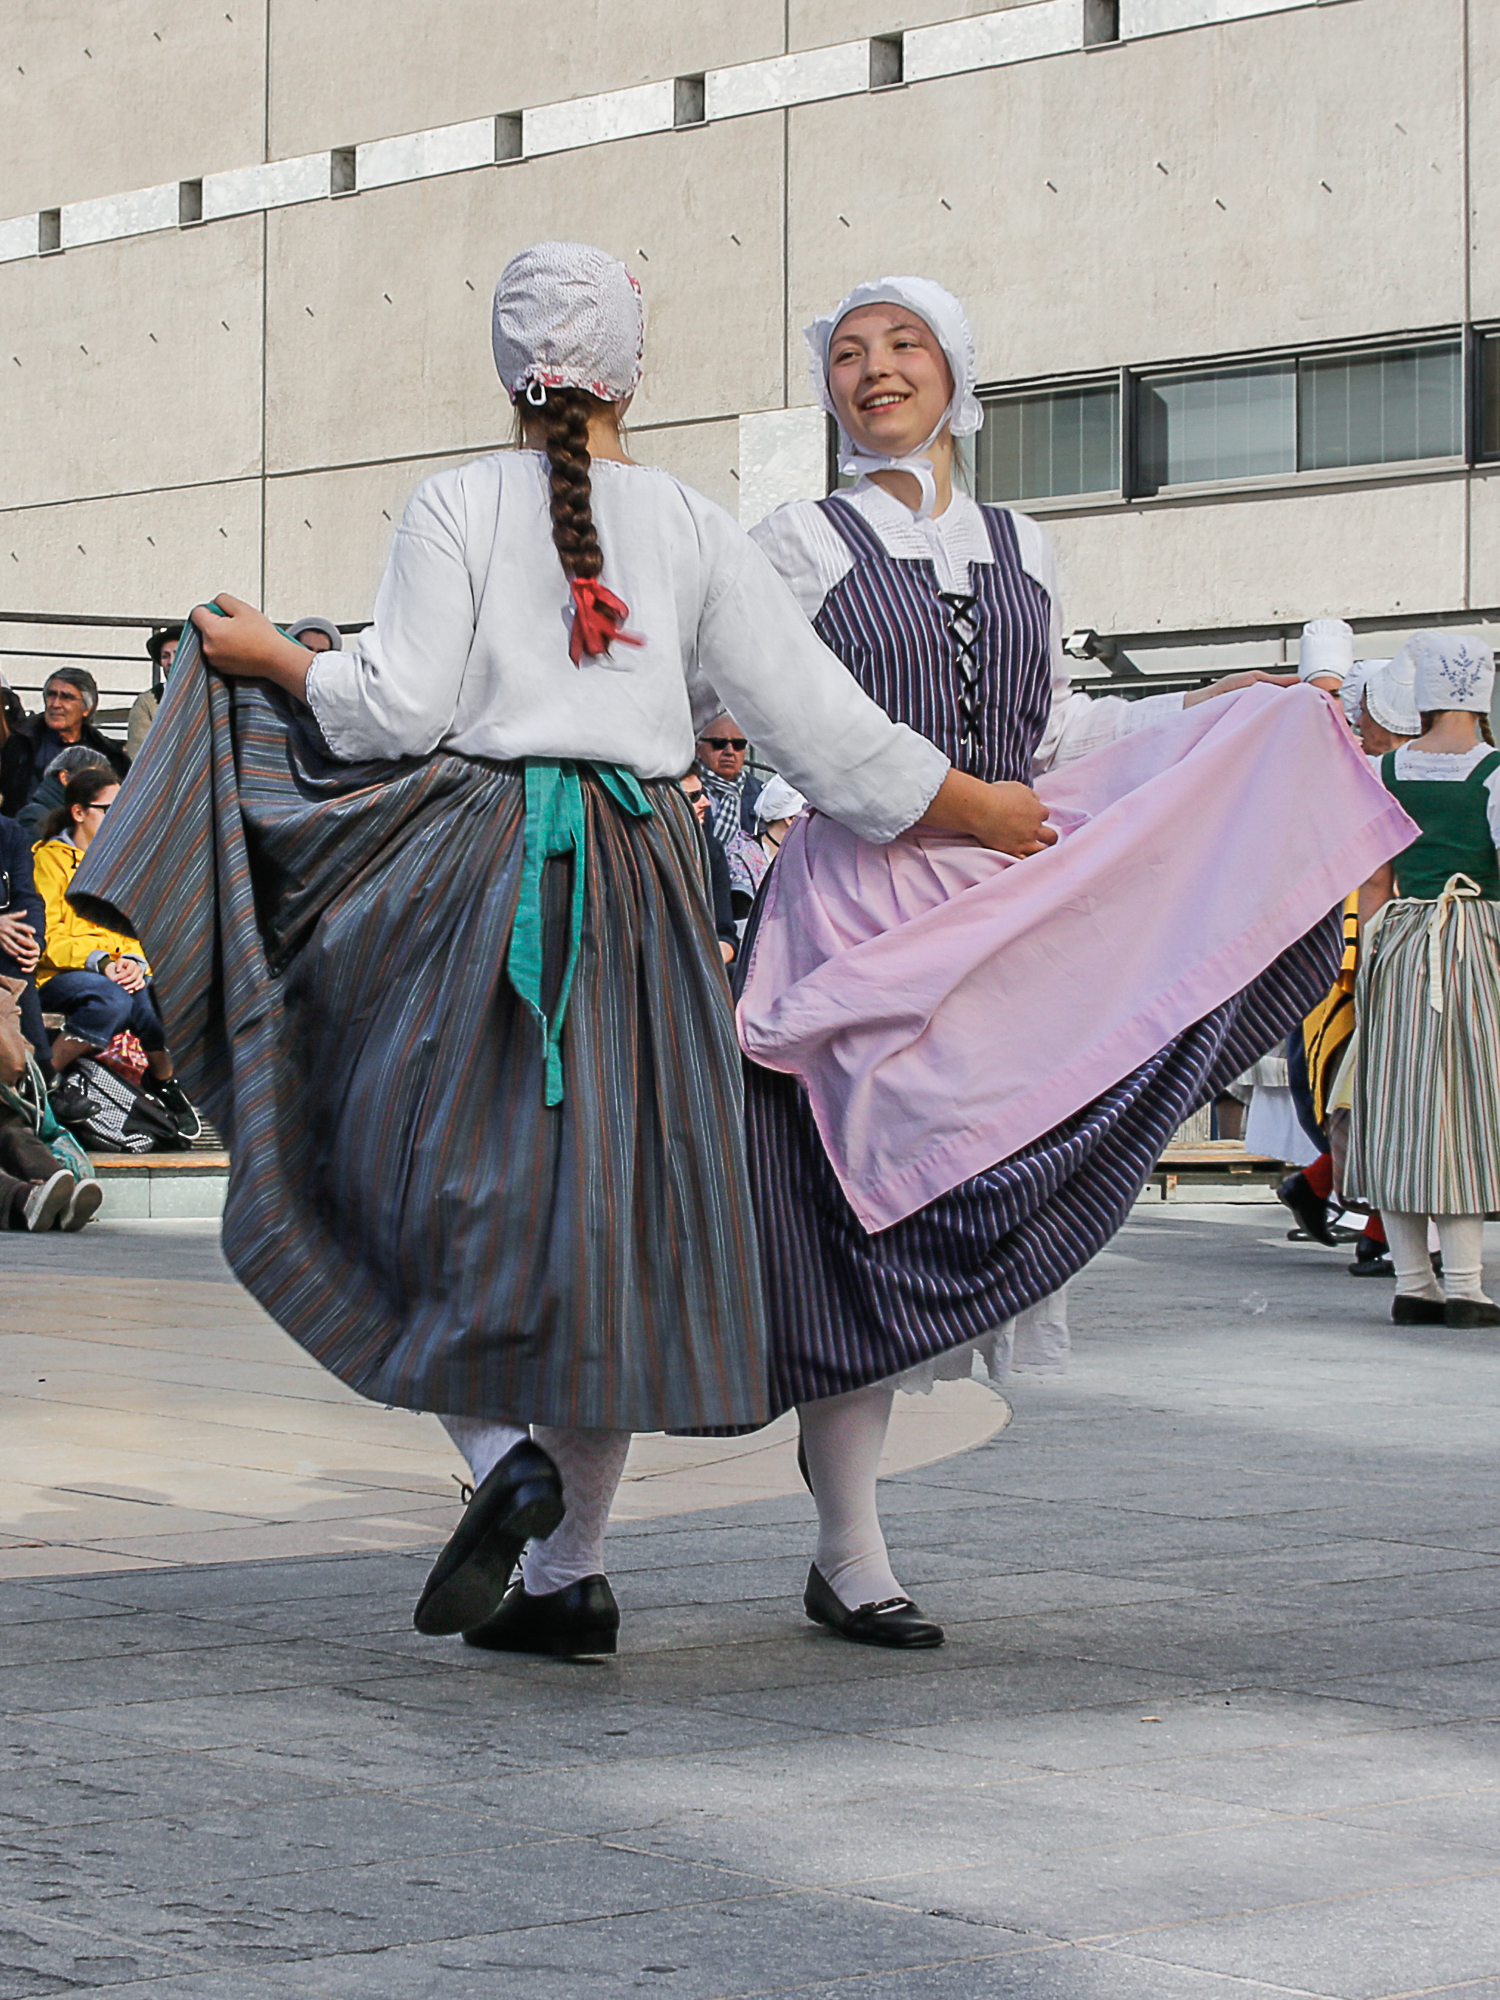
[0,810,53,1080]
[0,669,128,818]
[679,771,737,963]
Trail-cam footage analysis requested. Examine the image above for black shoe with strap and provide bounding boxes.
[1277,1171,1337,1246]
[413,1439,565,1636]
[464,1574,619,1657]
[803,1563,943,1649]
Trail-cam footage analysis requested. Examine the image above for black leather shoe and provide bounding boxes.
[413,1440,565,1636]
[464,1575,619,1657]
[1445,1299,1500,1328]
[803,1564,943,1649]
[1277,1171,1336,1246]
[1348,1238,1394,1277]
[1391,1294,1447,1325]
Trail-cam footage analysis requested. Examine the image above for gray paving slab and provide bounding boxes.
[6,1212,1500,1998]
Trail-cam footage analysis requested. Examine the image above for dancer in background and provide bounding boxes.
[73,243,1049,1661]
[1345,631,1500,1328]
[739,275,1414,1649]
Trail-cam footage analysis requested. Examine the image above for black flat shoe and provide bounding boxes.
[1348,1245,1394,1277]
[1277,1171,1336,1247]
[464,1574,619,1657]
[413,1440,565,1636]
[803,1564,943,1649]
[1445,1299,1500,1328]
[1391,1294,1447,1325]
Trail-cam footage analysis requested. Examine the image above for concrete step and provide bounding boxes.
[85,1148,228,1219]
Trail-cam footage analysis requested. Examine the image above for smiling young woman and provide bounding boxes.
[737,274,1410,1651]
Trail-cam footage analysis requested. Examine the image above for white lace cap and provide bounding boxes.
[492,241,644,405]
[755,775,807,825]
[1400,629,1496,715]
[1360,655,1420,736]
[1297,618,1355,684]
[804,276,981,520]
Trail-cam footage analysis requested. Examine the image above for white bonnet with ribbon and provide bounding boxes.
[804,276,981,519]
[1361,655,1421,737]
[1399,630,1496,715]
[492,241,644,406]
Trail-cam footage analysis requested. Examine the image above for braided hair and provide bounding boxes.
[524,386,605,582]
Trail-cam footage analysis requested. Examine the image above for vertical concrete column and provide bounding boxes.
[737,408,827,526]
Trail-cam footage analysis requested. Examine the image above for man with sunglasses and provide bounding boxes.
[694,714,765,853]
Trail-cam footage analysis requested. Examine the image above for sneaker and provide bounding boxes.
[23,1169,75,1233]
[48,1077,95,1129]
[60,1179,104,1231]
[145,1075,202,1140]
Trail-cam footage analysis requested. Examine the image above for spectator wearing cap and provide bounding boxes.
[287,616,342,655]
[16,744,116,842]
[125,626,183,762]
[0,667,127,818]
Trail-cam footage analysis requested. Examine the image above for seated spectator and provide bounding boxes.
[16,744,115,841]
[0,667,128,817]
[1,807,54,1079]
[679,772,736,964]
[0,989,101,1231]
[287,616,342,654]
[125,625,182,761]
[694,715,768,919]
[32,768,199,1136]
[754,775,807,862]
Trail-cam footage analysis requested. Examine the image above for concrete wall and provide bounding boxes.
[0,0,1492,709]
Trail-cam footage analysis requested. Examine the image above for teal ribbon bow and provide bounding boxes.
[506,759,654,1106]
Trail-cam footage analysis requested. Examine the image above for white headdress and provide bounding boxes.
[1297,618,1355,685]
[492,241,644,406]
[1399,630,1496,716]
[755,775,807,827]
[804,276,982,520]
[1360,654,1420,737]
[1339,659,1378,725]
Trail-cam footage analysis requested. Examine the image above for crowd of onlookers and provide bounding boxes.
[0,623,324,1230]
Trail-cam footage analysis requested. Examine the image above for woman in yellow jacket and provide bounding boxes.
[33,766,197,1132]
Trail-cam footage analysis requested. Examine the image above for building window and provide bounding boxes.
[975,381,1120,504]
[1480,332,1500,461]
[1299,342,1461,471]
[1136,362,1296,494]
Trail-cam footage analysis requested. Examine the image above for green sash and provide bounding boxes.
[506,759,654,1106]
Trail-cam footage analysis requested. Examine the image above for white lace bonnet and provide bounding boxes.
[492,241,644,405]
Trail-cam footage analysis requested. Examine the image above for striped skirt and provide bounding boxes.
[72,639,769,1434]
[1345,887,1500,1213]
[746,922,1341,1412]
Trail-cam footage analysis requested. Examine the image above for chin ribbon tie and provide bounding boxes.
[569,579,644,665]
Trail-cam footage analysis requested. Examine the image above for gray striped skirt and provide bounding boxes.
[72,636,770,1434]
[1345,884,1500,1213]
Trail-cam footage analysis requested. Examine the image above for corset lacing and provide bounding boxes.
[938,591,984,764]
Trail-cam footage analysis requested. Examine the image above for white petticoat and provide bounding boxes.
[892,1286,1070,1395]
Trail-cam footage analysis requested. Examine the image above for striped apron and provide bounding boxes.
[744,497,1342,1411]
[72,624,769,1434]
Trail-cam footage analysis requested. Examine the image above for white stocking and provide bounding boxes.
[1434,1215,1491,1303]
[439,1416,528,1488]
[522,1427,633,1594]
[1382,1211,1444,1301]
[797,1382,903,1611]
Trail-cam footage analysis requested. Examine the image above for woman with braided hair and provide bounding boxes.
[737,276,1412,1648]
[73,242,1058,1660]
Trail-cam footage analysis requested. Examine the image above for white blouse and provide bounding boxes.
[750,482,1183,772]
[305,453,949,847]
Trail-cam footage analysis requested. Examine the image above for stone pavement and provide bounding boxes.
[3,1204,1500,1998]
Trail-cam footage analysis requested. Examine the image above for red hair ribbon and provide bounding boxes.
[569,578,644,665]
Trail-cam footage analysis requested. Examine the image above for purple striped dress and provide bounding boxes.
[743,495,1340,1411]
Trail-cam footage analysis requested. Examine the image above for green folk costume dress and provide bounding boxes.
[1345,745,1500,1214]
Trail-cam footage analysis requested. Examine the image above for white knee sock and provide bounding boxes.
[522,1427,633,1594]
[1434,1215,1491,1303]
[439,1416,528,1488]
[798,1382,904,1611]
[1382,1211,1444,1301]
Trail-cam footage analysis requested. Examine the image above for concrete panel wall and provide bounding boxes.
[1461,473,1500,614]
[0,220,264,510]
[1,1,268,216]
[1466,4,1500,323]
[262,457,469,621]
[629,419,741,516]
[787,0,1462,388]
[0,482,261,623]
[266,0,785,162]
[1043,476,1469,636]
[263,118,783,474]
[792,0,1039,43]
